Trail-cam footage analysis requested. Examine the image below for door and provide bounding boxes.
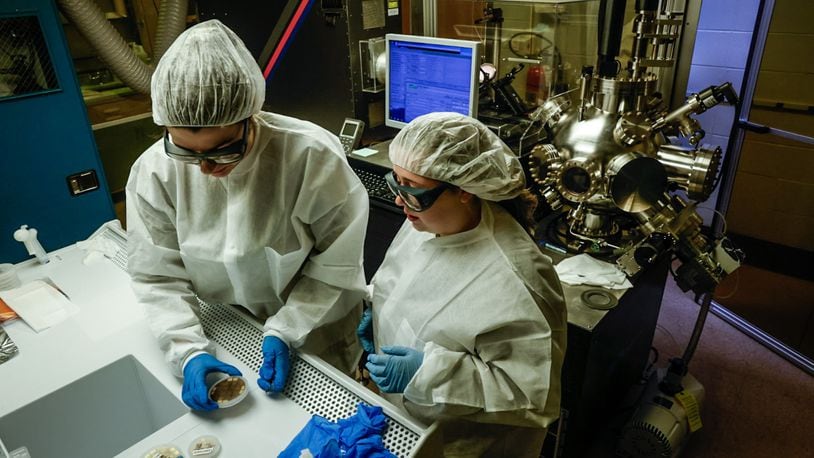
[715,0,814,373]
[0,0,114,263]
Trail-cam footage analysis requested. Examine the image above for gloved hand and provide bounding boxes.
[357,307,375,354]
[257,335,290,393]
[182,353,242,411]
[365,346,423,393]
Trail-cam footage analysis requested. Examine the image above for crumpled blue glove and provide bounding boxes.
[365,346,423,393]
[257,335,290,393]
[357,307,375,354]
[182,353,242,411]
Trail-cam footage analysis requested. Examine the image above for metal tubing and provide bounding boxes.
[682,291,712,365]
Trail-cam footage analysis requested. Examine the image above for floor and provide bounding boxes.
[714,264,814,359]
[626,276,812,457]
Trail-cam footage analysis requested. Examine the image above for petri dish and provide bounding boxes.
[188,434,222,457]
[208,374,248,408]
[142,443,183,458]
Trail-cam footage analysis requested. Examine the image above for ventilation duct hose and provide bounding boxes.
[57,0,188,94]
[153,0,189,62]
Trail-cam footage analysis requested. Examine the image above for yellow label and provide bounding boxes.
[388,1,399,8]
[675,390,702,432]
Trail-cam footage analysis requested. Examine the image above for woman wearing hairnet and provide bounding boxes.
[357,112,567,456]
[126,20,368,411]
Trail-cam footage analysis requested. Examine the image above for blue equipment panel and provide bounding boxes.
[0,0,114,263]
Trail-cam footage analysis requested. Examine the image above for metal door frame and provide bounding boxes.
[713,0,814,375]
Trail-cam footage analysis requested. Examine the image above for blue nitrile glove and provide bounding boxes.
[257,335,290,393]
[365,346,424,393]
[182,353,242,411]
[357,307,375,354]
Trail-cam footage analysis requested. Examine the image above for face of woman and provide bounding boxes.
[167,121,253,177]
[392,165,481,236]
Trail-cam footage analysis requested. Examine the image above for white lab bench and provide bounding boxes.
[0,224,434,457]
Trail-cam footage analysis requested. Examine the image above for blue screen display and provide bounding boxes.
[388,40,474,124]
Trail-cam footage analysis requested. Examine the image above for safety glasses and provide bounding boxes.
[163,118,249,165]
[384,171,452,212]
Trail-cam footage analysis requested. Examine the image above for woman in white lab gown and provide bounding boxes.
[126,20,368,411]
[360,112,567,457]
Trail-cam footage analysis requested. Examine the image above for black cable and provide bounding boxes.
[645,346,659,375]
[507,32,554,59]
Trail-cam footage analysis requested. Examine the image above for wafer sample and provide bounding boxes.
[188,434,222,457]
[142,443,183,458]
[208,375,248,407]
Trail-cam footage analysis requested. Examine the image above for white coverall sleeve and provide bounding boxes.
[126,170,213,377]
[263,172,369,348]
[403,318,555,428]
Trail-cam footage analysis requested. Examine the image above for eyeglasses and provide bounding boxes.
[163,118,250,165]
[384,171,452,212]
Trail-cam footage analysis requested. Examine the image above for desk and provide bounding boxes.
[0,225,433,457]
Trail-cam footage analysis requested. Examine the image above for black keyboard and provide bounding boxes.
[353,166,397,205]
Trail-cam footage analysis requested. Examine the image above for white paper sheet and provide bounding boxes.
[555,254,633,290]
[351,147,379,157]
[0,280,79,332]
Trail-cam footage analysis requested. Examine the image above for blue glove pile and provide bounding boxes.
[257,335,291,393]
[182,353,242,411]
[279,403,397,458]
[365,346,424,393]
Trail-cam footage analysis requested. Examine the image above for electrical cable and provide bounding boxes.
[645,346,659,374]
[507,32,553,59]
[655,323,680,352]
[682,291,713,365]
[712,267,740,300]
[697,206,728,236]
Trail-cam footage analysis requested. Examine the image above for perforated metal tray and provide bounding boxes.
[198,302,426,457]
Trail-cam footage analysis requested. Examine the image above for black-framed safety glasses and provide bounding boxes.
[384,171,452,212]
[163,118,250,165]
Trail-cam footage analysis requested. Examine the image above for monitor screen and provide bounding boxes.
[385,34,480,129]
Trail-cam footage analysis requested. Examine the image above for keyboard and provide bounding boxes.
[353,166,397,206]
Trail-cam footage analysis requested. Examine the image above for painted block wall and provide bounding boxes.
[686,0,761,224]
[714,0,814,250]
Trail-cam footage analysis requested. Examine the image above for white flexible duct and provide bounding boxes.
[57,0,188,94]
[153,0,189,62]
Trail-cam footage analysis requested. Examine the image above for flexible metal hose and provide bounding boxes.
[57,0,188,94]
[57,0,152,93]
[153,0,189,62]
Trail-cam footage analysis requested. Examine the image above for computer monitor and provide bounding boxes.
[385,34,481,129]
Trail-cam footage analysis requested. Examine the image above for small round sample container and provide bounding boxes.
[142,443,183,458]
[188,435,222,457]
[208,374,248,408]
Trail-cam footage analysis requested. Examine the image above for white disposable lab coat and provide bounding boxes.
[126,112,368,376]
[370,201,567,457]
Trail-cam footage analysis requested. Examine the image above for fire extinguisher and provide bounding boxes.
[525,65,548,105]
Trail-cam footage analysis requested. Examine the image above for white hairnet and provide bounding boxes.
[389,112,526,201]
[151,20,265,127]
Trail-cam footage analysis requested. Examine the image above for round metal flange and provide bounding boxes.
[581,288,619,310]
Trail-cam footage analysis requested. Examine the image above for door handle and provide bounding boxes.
[737,120,770,134]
